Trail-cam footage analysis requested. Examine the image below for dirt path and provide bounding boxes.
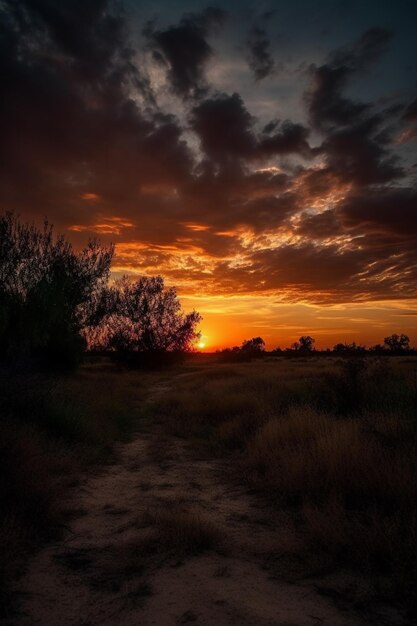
[11,385,373,626]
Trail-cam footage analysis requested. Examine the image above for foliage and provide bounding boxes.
[241,336,265,353]
[298,335,315,352]
[0,213,113,369]
[288,335,315,354]
[384,333,410,352]
[151,356,417,612]
[333,342,366,355]
[84,275,201,354]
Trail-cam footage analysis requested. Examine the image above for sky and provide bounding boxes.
[1,0,417,350]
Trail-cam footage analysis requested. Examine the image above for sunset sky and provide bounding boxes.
[1,0,417,350]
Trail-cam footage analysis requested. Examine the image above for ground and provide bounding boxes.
[5,357,416,625]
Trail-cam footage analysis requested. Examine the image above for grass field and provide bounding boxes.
[150,355,417,613]
[2,354,417,619]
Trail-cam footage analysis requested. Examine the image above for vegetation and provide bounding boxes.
[0,213,201,369]
[150,356,417,615]
[0,360,152,617]
[0,213,113,369]
[84,275,201,356]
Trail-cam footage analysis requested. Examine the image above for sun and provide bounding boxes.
[196,335,208,350]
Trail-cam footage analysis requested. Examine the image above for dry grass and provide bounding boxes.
[83,506,221,598]
[4,355,417,615]
[144,507,222,556]
[151,356,417,611]
[0,359,151,617]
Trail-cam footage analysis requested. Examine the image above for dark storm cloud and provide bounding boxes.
[403,98,417,122]
[306,28,403,187]
[296,210,342,240]
[4,0,132,81]
[339,187,417,237]
[190,93,312,163]
[297,187,417,245]
[191,93,256,161]
[288,185,417,302]
[145,7,227,98]
[246,26,275,81]
[0,0,193,222]
[211,242,373,300]
[211,237,417,304]
[1,0,416,306]
[259,121,312,158]
[307,28,392,130]
[317,116,403,185]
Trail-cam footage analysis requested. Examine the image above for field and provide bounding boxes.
[2,355,417,624]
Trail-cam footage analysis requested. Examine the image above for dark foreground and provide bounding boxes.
[2,356,417,624]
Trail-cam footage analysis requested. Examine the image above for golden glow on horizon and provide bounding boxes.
[66,228,417,353]
[180,293,417,351]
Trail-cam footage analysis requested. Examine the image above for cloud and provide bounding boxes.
[190,93,312,164]
[246,26,275,81]
[403,98,417,122]
[190,92,256,161]
[317,117,403,185]
[144,7,226,98]
[338,187,417,237]
[259,121,312,158]
[0,0,193,221]
[0,4,415,310]
[305,29,403,187]
[307,28,392,130]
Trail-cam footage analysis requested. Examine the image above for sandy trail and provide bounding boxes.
[11,384,371,626]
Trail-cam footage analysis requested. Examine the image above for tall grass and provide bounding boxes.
[152,356,417,611]
[0,359,147,617]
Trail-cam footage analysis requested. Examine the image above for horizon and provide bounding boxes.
[1,0,417,349]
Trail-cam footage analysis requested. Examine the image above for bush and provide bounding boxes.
[0,213,113,370]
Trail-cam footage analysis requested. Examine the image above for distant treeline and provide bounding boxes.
[0,213,200,370]
[218,334,415,360]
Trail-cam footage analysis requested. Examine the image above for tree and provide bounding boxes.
[383,333,410,353]
[298,335,315,353]
[0,212,113,368]
[333,342,366,355]
[85,275,201,353]
[241,337,265,353]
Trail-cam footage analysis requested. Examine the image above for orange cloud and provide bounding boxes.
[80,192,100,201]
[69,217,134,235]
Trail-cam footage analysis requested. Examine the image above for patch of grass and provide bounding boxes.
[84,507,220,598]
[146,507,222,556]
[152,356,417,613]
[0,359,150,617]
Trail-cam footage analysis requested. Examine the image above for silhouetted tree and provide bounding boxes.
[333,342,366,355]
[241,337,265,353]
[369,343,386,354]
[85,275,201,354]
[383,333,410,353]
[298,335,315,353]
[0,213,113,368]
